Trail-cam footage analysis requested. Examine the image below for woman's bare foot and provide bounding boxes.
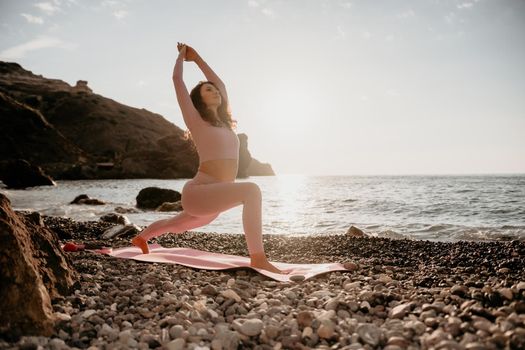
[131,236,149,254]
[250,252,288,274]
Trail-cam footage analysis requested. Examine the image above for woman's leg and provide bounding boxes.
[182,181,287,274]
[132,211,219,254]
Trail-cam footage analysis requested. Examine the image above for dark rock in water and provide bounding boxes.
[100,224,141,239]
[114,206,140,214]
[99,213,130,225]
[70,194,105,205]
[0,193,78,340]
[0,159,55,189]
[156,201,183,212]
[136,187,181,209]
[347,225,365,237]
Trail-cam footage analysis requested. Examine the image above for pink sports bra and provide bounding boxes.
[190,117,239,163]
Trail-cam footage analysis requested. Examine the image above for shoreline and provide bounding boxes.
[2,215,525,349]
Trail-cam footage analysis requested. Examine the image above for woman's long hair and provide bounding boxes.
[189,81,236,129]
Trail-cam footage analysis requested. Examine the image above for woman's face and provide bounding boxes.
[200,83,221,108]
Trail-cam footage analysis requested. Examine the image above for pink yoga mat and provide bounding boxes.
[97,244,350,282]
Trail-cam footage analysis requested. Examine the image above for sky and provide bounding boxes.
[1,0,524,176]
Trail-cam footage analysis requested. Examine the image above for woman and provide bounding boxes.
[131,43,286,274]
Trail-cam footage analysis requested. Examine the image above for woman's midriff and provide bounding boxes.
[198,159,238,182]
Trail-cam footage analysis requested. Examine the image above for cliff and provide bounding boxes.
[0,61,273,180]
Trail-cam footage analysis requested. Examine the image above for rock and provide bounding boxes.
[156,201,183,212]
[357,323,382,347]
[0,159,55,189]
[220,289,241,303]
[246,157,275,176]
[0,194,77,340]
[70,194,105,205]
[317,320,335,339]
[297,311,313,328]
[346,225,365,237]
[99,213,130,225]
[136,187,181,209]
[114,206,140,214]
[343,261,359,271]
[389,302,413,319]
[451,285,469,297]
[290,274,305,282]
[165,338,185,350]
[100,224,141,239]
[498,288,513,300]
[238,318,264,336]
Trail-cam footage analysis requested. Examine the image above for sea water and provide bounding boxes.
[2,174,524,241]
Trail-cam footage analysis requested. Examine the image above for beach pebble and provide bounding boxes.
[357,323,382,347]
[389,302,413,319]
[165,338,185,350]
[290,275,305,282]
[297,311,313,328]
[238,318,264,336]
[498,288,513,300]
[317,320,335,339]
[221,289,241,302]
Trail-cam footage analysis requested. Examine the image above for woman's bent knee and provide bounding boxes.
[245,182,262,199]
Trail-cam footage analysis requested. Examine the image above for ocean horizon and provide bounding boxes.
[2,173,524,242]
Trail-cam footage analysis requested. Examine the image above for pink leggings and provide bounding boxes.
[137,171,264,255]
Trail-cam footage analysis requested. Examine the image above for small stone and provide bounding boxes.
[302,327,313,339]
[498,288,513,300]
[297,311,313,328]
[389,302,412,319]
[357,323,381,347]
[169,325,184,340]
[317,320,335,339]
[201,285,218,296]
[165,338,185,350]
[265,325,280,339]
[81,309,96,318]
[451,285,469,297]
[404,320,426,336]
[387,336,409,347]
[221,289,241,303]
[435,340,463,350]
[48,338,66,350]
[464,342,486,350]
[239,318,263,336]
[347,225,365,237]
[54,312,71,321]
[290,275,305,282]
[344,262,358,271]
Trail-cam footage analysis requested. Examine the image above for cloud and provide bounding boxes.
[100,0,129,20]
[0,36,73,60]
[396,9,415,19]
[34,1,61,15]
[21,13,45,24]
[261,7,275,18]
[361,30,372,40]
[248,0,260,8]
[457,2,474,9]
[113,10,128,20]
[340,1,352,9]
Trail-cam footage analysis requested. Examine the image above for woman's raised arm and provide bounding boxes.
[178,43,231,114]
[172,45,201,129]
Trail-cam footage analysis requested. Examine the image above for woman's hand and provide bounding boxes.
[177,42,200,62]
[177,44,187,61]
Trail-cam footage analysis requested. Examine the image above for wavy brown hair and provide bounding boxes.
[189,81,236,130]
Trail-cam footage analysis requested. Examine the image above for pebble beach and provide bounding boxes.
[1,215,525,350]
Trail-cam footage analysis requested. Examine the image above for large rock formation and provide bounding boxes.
[0,61,274,180]
[0,194,78,340]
